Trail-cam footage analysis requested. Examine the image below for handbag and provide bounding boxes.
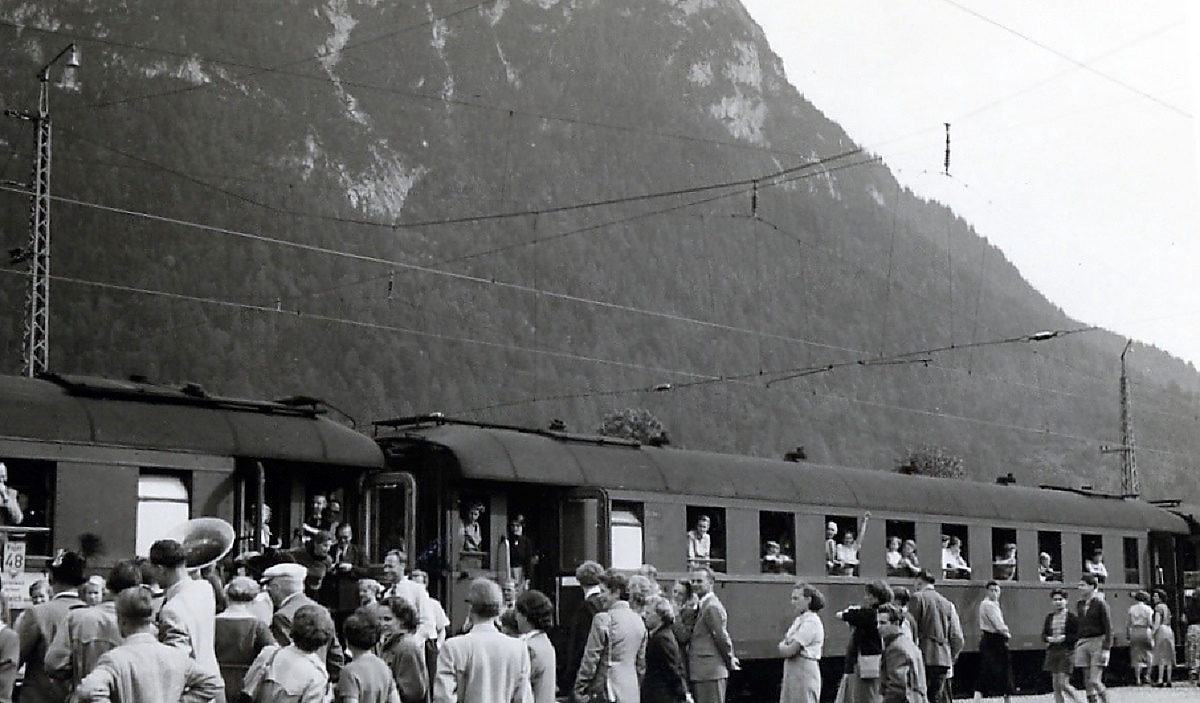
[857,653,882,679]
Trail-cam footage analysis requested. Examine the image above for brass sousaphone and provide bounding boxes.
[164,517,236,570]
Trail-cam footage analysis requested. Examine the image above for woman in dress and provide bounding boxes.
[778,582,824,703]
[975,580,1013,703]
[215,576,276,703]
[834,579,891,703]
[243,605,334,703]
[515,589,557,703]
[1184,590,1200,685]
[1152,588,1177,687]
[1041,588,1079,703]
[641,596,688,703]
[575,569,648,703]
[1126,591,1154,685]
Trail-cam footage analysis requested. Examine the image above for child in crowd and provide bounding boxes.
[336,611,400,703]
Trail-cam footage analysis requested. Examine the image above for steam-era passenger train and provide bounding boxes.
[2,373,1197,693]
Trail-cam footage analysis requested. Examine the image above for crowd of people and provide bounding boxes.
[6,494,1200,703]
[780,570,1162,703]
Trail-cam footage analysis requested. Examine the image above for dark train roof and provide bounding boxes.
[0,373,382,467]
[380,419,1186,532]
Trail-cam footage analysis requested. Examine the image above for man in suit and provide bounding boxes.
[262,562,344,682]
[434,578,532,703]
[563,560,607,693]
[150,540,223,690]
[687,567,739,703]
[322,522,364,638]
[907,569,964,703]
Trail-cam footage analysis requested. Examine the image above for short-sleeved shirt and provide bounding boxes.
[335,651,397,703]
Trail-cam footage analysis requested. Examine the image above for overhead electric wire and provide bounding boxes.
[938,0,1190,118]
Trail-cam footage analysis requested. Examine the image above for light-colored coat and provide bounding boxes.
[76,631,223,703]
[525,630,557,703]
[18,591,86,703]
[687,593,735,683]
[575,601,647,702]
[159,577,221,677]
[906,587,964,669]
[434,621,532,703]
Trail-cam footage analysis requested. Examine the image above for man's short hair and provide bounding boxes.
[985,580,1000,589]
[106,560,143,594]
[575,560,604,587]
[915,569,937,585]
[149,540,188,569]
[115,587,156,625]
[292,605,335,652]
[1080,573,1100,587]
[466,578,503,618]
[876,602,904,624]
[312,530,334,544]
[225,576,261,603]
[343,611,381,650]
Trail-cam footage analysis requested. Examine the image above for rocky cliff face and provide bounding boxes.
[1,0,1197,496]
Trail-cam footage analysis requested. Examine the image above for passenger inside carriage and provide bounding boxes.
[830,511,869,576]
[761,540,794,574]
[992,543,1018,581]
[1038,552,1061,582]
[1084,549,1108,583]
[942,536,972,579]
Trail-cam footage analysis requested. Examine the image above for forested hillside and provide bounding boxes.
[1,0,1197,498]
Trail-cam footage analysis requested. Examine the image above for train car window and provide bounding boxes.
[686,506,725,572]
[1037,531,1063,582]
[941,523,971,580]
[611,502,644,570]
[991,528,1018,581]
[1,459,53,556]
[760,512,795,574]
[457,496,490,570]
[826,513,867,576]
[1123,537,1140,584]
[1082,534,1106,583]
[885,520,918,578]
[135,474,190,556]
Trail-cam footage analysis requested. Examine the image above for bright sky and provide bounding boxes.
[741,1,1200,368]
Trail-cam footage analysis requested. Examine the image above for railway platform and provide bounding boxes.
[993,686,1199,702]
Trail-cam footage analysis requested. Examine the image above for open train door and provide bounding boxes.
[554,487,610,624]
[362,472,417,565]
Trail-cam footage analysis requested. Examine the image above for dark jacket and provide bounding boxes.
[563,592,605,692]
[642,626,688,703]
[1041,610,1079,648]
[840,604,884,668]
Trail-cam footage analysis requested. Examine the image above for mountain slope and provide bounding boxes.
[1,0,1197,498]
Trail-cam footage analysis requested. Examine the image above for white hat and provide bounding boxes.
[259,563,307,583]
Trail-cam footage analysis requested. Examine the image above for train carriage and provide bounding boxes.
[375,416,1195,692]
[0,372,384,606]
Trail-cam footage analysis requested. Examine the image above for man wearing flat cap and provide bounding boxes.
[434,578,531,703]
[261,562,344,682]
